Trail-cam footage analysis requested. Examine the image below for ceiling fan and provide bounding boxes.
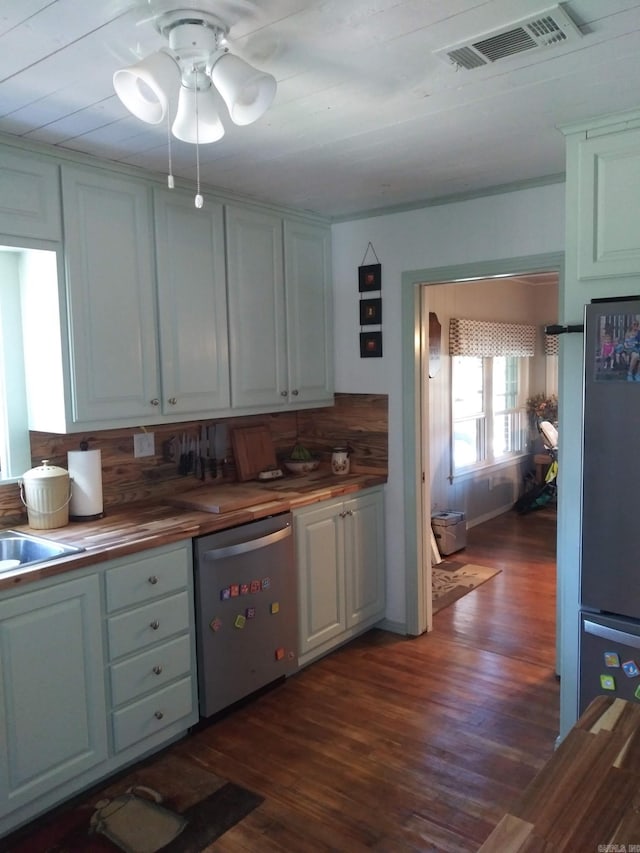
[111,1,277,205]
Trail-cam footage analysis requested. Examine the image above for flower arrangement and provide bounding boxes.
[526,393,558,424]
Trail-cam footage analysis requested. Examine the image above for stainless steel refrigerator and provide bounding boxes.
[579,296,640,713]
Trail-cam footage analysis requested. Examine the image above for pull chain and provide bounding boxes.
[167,110,174,189]
[194,75,203,209]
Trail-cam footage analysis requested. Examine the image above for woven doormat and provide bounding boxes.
[4,752,263,852]
[432,562,501,614]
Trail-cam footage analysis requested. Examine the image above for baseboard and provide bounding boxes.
[467,503,515,529]
[377,618,407,635]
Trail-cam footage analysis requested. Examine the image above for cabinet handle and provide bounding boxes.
[150,398,160,406]
[148,575,158,585]
[339,510,346,518]
[291,389,299,396]
[150,620,160,630]
[346,509,353,516]
[152,665,163,675]
[154,710,164,720]
[280,390,288,397]
[168,397,177,405]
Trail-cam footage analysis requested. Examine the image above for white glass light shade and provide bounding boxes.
[113,50,180,125]
[171,85,225,143]
[210,53,276,126]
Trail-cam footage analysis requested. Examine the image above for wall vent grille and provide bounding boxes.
[436,5,582,70]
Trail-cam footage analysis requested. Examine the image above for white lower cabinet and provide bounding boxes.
[0,574,107,825]
[294,487,385,667]
[0,541,198,838]
[104,544,198,754]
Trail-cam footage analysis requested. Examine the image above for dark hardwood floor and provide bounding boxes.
[4,506,557,852]
[183,505,559,851]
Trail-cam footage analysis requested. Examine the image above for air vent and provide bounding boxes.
[436,5,582,70]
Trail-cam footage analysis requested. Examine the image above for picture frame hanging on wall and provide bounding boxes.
[360,298,382,326]
[360,331,383,358]
[358,263,382,293]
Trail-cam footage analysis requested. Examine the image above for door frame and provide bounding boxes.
[401,252,564,636]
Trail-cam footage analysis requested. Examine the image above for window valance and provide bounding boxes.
[449,318,536,357]
[544,333,559,356]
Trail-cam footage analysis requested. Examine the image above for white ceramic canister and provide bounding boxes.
[20,460,72,529]
[331,446,350,476]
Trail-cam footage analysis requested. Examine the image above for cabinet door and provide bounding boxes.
[576,127,640,279]
[284,219,334,405]
[345,489,385,627]
[154,190,230,414]
[0,574,107,817]
[61,165,160,422]
[0,149,61,241]
[226,205,287,408]
[295,501,346,655]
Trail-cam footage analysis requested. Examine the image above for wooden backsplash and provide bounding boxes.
[0,393,388,523]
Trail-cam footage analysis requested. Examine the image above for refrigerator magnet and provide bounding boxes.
[635,685,640,700]
[240,583,250,595]
[275,647,285,661]
[250,580,261,593]
[270,601,280,614]
[604,651,620,667]
[245,607,256,619]
[622,660,640,677]
[234,614,246,629]
[209,617,222,632]
[220,587,231,601]
[600,674,616,691]
[261,577,271,590]
[230,584,240,597]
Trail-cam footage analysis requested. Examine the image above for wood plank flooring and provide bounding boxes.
[183,506,559,851]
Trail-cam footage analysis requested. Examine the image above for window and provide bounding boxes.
[452,355,527,471]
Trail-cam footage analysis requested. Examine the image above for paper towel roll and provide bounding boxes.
[68,449,103,518]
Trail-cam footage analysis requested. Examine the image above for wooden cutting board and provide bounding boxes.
[168,484,283,514]
[231,425,278,481]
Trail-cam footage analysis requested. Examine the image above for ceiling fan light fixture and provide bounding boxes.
[210,52,276,126]
[172,83,225,143]
[113,49,181,125]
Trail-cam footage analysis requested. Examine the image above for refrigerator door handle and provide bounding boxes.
[584,619,640,649]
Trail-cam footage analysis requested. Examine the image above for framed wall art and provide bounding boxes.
[360,298,382,326]
[358,263,381,293]
[360,331,383,358]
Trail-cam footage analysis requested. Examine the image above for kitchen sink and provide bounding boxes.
[0,530,83,573]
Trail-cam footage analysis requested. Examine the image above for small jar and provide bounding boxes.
[331,446,350,476]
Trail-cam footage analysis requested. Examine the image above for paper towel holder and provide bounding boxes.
[68,441,104,522]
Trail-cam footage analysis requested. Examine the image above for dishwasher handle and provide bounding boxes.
[202,524,292,561]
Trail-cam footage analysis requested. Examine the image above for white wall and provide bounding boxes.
[331,183,565,627]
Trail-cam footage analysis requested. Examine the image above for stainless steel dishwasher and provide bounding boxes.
[193,512,298,717]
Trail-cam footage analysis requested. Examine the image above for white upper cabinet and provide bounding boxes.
[283,218,333,405]
[226,203,333,410]
[61,164,161,423]
[0,150,61,242]
[153,189,230,414]
[567,120,640,279]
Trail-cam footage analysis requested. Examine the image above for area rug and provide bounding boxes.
[432,562,501,614]
[4,751,263,853]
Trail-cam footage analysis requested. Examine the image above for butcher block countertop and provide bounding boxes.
[0,471,386,592]
[479,695,640,851]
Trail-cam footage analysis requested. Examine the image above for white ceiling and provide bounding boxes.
[1,0,640,220]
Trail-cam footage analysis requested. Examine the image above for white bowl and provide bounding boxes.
[283,458,320,475]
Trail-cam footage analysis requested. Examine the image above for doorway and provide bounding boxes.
[401,253,564,637]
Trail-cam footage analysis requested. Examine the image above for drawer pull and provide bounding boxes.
[154,710,164,720]
[148,575,159,585]
[150,620,160,630]
[152,665,163,675]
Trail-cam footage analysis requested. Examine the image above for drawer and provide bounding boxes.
[110,634,191,707]
[107,591,190,660]
[112,676,194,753]
[105,545,189,613]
